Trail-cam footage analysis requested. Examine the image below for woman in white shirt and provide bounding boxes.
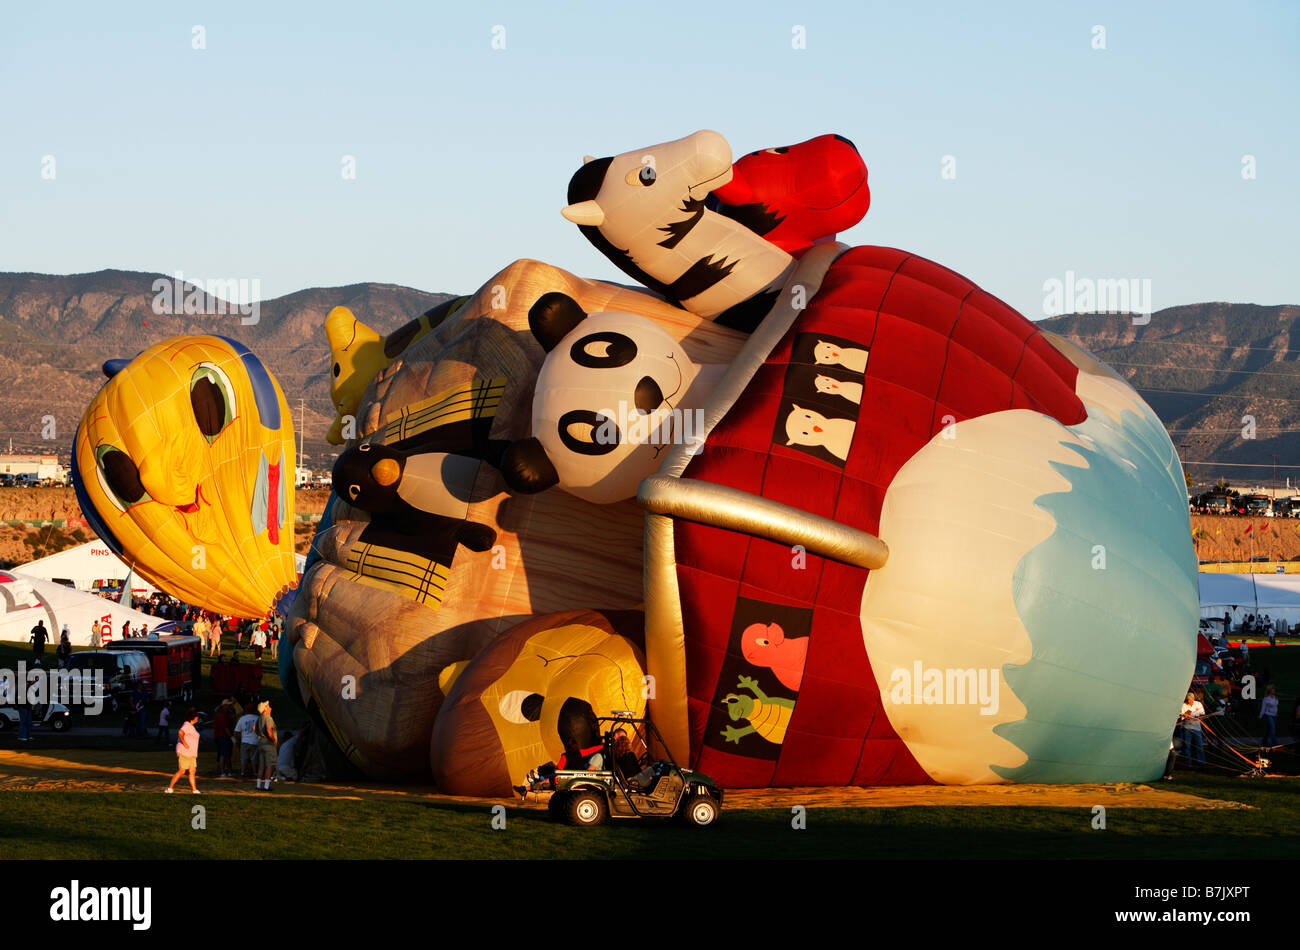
[1180,692,1206,766]
[1260,685,1279,747]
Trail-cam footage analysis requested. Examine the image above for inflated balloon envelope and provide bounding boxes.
[72,335,297,619]
[640,242,1199,786]
[285,259,748,778]
[291,244,1197,789]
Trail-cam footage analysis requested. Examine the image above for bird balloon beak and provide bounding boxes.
[562,200,605,226]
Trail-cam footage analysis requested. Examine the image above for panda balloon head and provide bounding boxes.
[497,292,716,505]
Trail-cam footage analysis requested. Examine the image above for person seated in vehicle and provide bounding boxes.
[556,736,604,770]
[612,730,642,781]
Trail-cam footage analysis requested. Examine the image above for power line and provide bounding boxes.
[1108,361,1300,378]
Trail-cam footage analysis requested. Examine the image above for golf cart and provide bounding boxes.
[0,702,71,731]
[529,713,723,827]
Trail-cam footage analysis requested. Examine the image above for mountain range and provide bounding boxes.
[0,270,451,473]
[0,270,1294,488]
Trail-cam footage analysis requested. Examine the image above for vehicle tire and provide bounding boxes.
[566,790,608,827]
[0,715,9,731]
[680,794,719,828]
[547,792,567,820]
[51,716,67,731]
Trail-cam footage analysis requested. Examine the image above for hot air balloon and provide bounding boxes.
[72,335,298,619]
[282,129,1197,794]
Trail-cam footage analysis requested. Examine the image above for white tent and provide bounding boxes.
[0,570,175,647]
[1199,572,1300,627]
[14,540,159,597]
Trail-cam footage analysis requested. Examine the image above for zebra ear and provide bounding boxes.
[528,293,588,352]
[497,437,559,494]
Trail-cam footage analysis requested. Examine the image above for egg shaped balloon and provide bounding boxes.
[72,335,297,618]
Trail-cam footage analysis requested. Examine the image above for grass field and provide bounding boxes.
[0,771,1295,860]
[3,638,1299,861]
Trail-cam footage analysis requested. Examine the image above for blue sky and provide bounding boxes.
[2,0,1296,318]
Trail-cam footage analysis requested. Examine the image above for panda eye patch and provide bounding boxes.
[634,376,663,413]
[570,332,637,368]
[558,410,620,456]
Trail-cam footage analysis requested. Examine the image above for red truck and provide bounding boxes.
[105,635,202,702]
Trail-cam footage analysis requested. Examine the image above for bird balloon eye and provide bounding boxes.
[95,445,152,512]
[348,484,361,500]
[639,165,657,186]
[190,362,237,442]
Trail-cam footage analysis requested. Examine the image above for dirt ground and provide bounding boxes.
[0,749,1250,810]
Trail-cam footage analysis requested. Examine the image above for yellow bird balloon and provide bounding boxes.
[72,335,297,618]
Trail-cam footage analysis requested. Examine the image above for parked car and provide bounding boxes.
[1274,498,1299,518]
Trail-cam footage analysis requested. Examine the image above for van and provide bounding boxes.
[65,650,153,709]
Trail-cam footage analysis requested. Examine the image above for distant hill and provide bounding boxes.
[0,270,453,470]
[1041,303,1300,488]
[1,271,1294,489]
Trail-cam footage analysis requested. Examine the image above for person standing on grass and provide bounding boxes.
[213,698,235,777]
[1260,685,1279,747]
[165,708,202,794]
[1180,691,1206,766]
[235,706,260,778]
[157,701,172,747]
[56,627,72,669]
[14,675,32,743]
[30,620,48,659]
[89,618,102,648]
[254,700,277,791]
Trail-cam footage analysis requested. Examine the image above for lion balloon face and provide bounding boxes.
[72,335,297,618]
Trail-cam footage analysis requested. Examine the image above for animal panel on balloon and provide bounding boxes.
[324,296,469,445]
[72,335,297,619]
[431,608,646,797]
[491,292,730,505]
[564,130,794,331]
[709,133,871,256]
[285,259,747,778]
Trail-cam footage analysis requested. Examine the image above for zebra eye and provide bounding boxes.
[765,147,790,155]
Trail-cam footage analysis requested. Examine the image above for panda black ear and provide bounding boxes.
[498,437,560,494]
[528,293,587,352]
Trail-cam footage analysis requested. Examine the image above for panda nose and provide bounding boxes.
[634,376,663,413]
